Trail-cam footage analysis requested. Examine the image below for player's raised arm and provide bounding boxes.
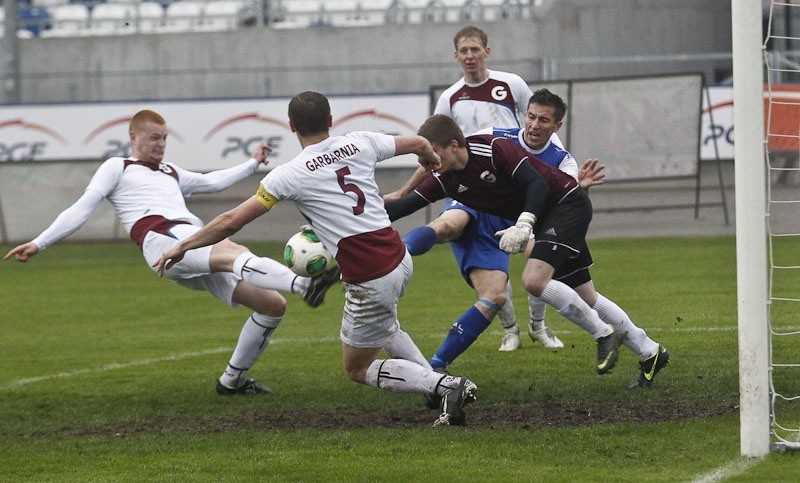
[383,135,441,203]
[393,135,441,171]
[382,166,427,203]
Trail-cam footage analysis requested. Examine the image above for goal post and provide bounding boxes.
[732,0,770,458]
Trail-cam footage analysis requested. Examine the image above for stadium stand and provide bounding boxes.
[199,0,245,31]
[18,5,51,36]
[30,0,69,8]
[160,0,204,32]
[1,0,542,37]
[476,0,508,21]
[398,0,434,24]
[438,0,468,23]
[134,1,165,32]
[356,0,392,26]
[86,2,136,35]
[272,0,324,29]
[39,3,89,37]
[325,0,359,27]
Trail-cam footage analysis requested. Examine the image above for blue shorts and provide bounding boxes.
[442,200,516,284]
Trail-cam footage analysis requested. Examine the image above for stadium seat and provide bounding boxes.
[30,0,69,8]
[356,0,392,25]
[324,0,358,27]
[133,1,164,32]
[272,0,323,29]
[19,6,51,36]
[39,3,89,37]
[87,3,136,36]
[18,28,37,38]
[439,0,469,23]
[398,0,435,24]
[30,0,68,8]
[475,0,507,21]
[199,0,244,31]
[161,1,204,32]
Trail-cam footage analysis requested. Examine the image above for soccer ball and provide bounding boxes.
[283,229,334,277]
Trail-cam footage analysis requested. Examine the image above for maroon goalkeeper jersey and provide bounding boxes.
[414,134,579,220]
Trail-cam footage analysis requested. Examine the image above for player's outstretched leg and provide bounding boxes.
[383,327,432,369]
[433,376,478,427]
[303,265,341,307]
[537,280,622,373]
[497,281,521,351]
[527,293,563,349]
[363,358,477,426]
[231,252,341,307]
[429,305,493,370]
[592,293,669,386]
[217,313,280,395]
[629,345,670,388]
[403,225,437,256]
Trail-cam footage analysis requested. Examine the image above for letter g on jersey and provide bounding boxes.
[491,86,508,101]
[480,170,497,183]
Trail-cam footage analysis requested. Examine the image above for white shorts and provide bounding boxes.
[141,224,242,307]
[340,251,413,349]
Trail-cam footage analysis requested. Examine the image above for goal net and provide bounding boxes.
[764,0,800,453]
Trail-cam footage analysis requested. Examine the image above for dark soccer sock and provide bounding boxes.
[429,305,491,369]
[403,225,437,256]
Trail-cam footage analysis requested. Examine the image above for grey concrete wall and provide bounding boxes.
[0,0,733,104]
[0,0,740,245]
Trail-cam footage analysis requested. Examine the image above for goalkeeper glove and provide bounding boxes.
[495,212,536,254]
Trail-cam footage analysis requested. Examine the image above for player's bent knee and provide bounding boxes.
[478,292,506,310]
[522,277,547,297]
[236,286,287,317]
[343,363,368,384]
[264,296,287,317]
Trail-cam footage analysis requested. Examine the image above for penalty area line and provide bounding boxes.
[1,336,343,390]
[690,457,762,483]
[2,347,231,390]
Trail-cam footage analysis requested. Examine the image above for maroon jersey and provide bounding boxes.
[414,135,579,220]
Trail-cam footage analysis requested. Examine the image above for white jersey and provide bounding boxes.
[434,69,533,135]
[259,131,406,283]
[32,157,259,249]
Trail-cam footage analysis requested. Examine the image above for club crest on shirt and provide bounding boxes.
[159,163,174,174]
[480,170,497,183]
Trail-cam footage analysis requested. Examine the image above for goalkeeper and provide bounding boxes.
[385,113,669,390]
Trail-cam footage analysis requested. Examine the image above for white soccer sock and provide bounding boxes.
[383,328,432,370]
[364,359,462,395]
[528,293,548,331]
[219,312,282,388]
[539,280,613,339]
[497,280,518,332]
[593,293,659,359]
[233,252,308,294]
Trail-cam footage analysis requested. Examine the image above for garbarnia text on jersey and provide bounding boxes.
[305,144,361,171]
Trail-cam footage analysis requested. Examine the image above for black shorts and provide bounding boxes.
[529,188,593,288]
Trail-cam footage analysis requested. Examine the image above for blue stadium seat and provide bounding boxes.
[18,6,51,36]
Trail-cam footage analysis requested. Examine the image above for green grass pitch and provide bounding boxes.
[1,236,799,481]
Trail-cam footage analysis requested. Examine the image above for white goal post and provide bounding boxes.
[733,0,770,458]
